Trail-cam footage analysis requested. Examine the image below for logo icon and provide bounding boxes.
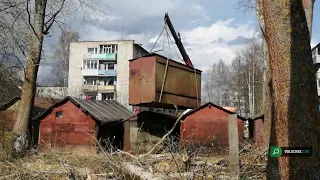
[270,146,282,157]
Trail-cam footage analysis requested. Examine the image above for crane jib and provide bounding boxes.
[164,13,194,68]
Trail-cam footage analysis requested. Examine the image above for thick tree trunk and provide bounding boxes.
[262,0,319,179]
[12,0,47,156]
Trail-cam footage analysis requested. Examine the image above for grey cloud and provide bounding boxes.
[227,36,249,45]
[211,38,224,44]
[76,0,210,37]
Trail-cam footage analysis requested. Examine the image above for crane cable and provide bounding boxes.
[149,26,166,53]
[159,25,171,103]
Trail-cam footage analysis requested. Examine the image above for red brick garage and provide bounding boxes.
[33,96,134,154]
[180,102,245,149]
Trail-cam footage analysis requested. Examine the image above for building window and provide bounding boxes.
[102,93,114,100]
[83,60,98,69]
[88,48,98,54]
[108,63,114,70]
[84,78,97,85]
[108,79,114,85]
[56,111,63,118]
[99,44,117,54]
[318,48,320,55]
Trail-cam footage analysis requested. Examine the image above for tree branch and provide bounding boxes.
[43,0,66,35]
[0,0,28,12]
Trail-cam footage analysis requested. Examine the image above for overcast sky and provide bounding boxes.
[38,0,320,84]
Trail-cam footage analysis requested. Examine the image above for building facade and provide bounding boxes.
[312,43,320,96]
[68,40,148,110]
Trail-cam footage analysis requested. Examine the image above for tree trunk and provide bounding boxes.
[12,0,47,156]
[262,0,319,179]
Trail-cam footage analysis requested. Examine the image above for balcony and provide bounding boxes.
[84,53,117,61]
[98,70,116,76]
[81,69,117,76]
[313,55,320,64]
[83,85,116,93]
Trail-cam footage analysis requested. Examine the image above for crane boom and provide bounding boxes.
[164,13,194,68]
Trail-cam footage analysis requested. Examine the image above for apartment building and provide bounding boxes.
[313,43,320,96]
[68,40,148,110]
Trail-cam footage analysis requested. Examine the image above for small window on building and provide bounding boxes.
[93,61,97,69]
[56,111,63,118]
[318,47,320,55]
[88,48,98,54]
[86,60,90,69]
[108,79,114,85]
[108,63,114,70]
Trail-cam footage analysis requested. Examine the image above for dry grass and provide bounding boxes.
[0,150,142,180]
[0,125,267,180]
[0,132,14,161]
[0,139,267,180]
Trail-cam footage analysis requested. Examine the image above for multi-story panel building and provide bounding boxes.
[68,40,148,110]
[312,43,320,96]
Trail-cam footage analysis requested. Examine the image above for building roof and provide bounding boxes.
[71,40,136,44]
[134,43,149,54]
[33,97,62,116]
[0,79,23,108]
[181,102,247,121]
[0,96,61,114]
[251,114,264,121]
[33,96,135,124]
[312,43,320,51]
[0,96,20,111]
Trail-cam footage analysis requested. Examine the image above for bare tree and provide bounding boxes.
[0,0,109,156]
[202,60,232,106]
[50,30,79,86]
[262,0,319,179]
[230,37,264,117]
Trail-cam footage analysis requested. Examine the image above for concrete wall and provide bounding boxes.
[115,41,134,110]
[37,87,68,99]
[181,106,244,148]
[68,41,148,111]
[39,100,97,154]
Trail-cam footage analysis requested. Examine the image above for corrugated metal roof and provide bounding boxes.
[71,98,134,123]
[33,96,134,124]
[181,102,247,121]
